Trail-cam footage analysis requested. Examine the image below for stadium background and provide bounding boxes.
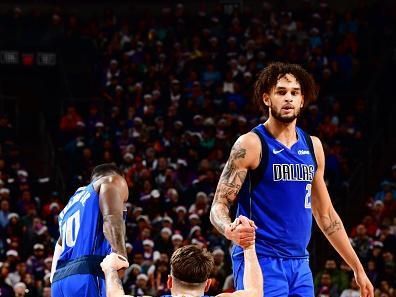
[0,0,395,296]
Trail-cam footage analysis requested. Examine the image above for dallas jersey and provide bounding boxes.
[53,183,111,283]
[235,124,317,258]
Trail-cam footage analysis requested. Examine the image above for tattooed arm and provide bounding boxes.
[311,137,373,297]
[97,175,129,259]
[210,133,261,248]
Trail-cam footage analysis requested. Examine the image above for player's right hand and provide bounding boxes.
[100,253,129,272]
[225,215,256,249]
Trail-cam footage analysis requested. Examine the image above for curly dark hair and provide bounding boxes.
[254,62,317,115]
[90,163,124,181]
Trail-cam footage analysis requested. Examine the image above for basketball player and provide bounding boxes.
[101,215,262,297]
[51,163,130,296]
[210,62,374,297]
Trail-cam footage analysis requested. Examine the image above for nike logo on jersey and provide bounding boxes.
[272,148,284,154]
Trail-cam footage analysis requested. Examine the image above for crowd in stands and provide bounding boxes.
[314,164,396,297]
[0,1,395,296]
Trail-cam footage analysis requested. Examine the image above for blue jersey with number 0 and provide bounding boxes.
[235,124,317,258]
[58,183,111,263]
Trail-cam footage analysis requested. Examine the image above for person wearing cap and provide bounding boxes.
[51,163,130,297]
[134,272,156,296]
[174,207,189,236]
[101,215,262,297]
[122,263,141,292]
[189,192,209,217]
[188,213,200,227]
[162,216,174,230]
[171,234,184,251]
[43,257,53,276]
[142,239,159,266]
[155,227,173,254]
[13,282,27,297]
[0,187,10,198]
[6,249,19,258]
[26,244,46,279]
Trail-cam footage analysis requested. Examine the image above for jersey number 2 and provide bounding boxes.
[62,210,81,248]
[304,184,312,209]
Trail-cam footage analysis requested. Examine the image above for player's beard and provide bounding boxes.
[270,105,301,123]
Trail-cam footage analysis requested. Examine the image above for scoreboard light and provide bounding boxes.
[0,51,19,64]
[37,52,56,66]
[22,53,34,66]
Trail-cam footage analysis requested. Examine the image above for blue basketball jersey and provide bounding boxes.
[235,124,317,258]
[57,183,111,264]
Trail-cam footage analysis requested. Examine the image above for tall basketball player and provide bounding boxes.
[210,62,374,297]
[51,163,129,296]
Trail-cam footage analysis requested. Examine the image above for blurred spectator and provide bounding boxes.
[366,260,379,287]
[0,262,14,297]
[128,273,155,296]
[316,272,338,297]
[0,200,10,229]
[340,277,360,297]
[374,181,396,202]
[26,244,45,280]
[378,225,396,255]
[315,259,349,294]
[59,106,83,142]
[351,224,373,264]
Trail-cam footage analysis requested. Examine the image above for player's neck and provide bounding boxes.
[264,118,298,148]
[171,288,204,297]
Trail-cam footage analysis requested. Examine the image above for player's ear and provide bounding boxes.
[262,93,270,107]
[204,279,212,292]
[167,275,173,289]
[300,95,304,108]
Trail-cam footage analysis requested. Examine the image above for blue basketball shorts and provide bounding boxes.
[232,254,314,297]
[51,274,106,297]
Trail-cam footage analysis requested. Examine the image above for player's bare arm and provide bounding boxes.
[103,268,125,297]
[96,175,129,258]
[311,136,374,297]
[210,133,260,247]
[50,236,63,283]
[216,216,262,297]
[101,253,131,297]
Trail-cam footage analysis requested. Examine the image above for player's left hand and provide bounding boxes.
[354,270,374,297]
[101,253,129,272]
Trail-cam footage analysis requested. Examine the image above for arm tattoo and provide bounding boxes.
[211,141,248,235]
[321,211,342,236]
[103,215,127,257]
[221,141,247,184]
[324,220,342,236]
